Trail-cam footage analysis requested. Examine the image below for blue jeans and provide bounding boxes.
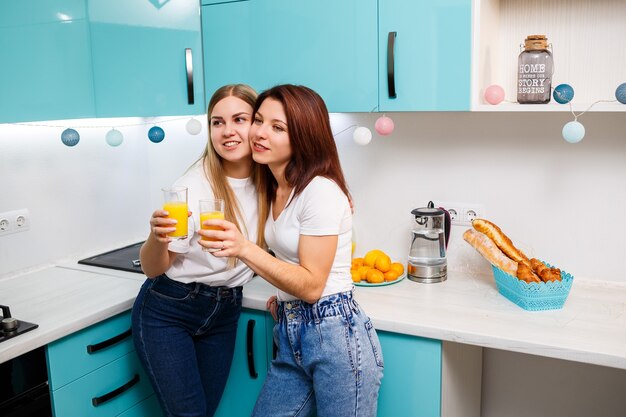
[252,291,384,417]
[131,274,242,417]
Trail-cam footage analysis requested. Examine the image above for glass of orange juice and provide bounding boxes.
[162,186,188,240]
[199,198,225,252]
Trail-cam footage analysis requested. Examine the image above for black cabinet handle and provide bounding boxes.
[91,374,140,407]
[185,48,195,105]
[387,31,397,99]
[86,329,132,354]
[246,320,258,379]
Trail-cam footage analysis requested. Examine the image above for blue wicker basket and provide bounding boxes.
[491,263,574,311]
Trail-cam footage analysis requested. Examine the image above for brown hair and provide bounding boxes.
[253,84,350,206]
[195,84,268,250]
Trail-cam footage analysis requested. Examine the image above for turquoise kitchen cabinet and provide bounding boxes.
[216,308,442,416]
[117,394,162,417]
[377,331,442,417]
[47,311,159,416]
[214,308,270,417]
[201,0,378,112]
[0,0,96,123]
[88,0,205,118]
[378,0,471,111]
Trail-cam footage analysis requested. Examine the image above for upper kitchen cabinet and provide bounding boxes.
[201,0,378,113]
[473,0,626,112]
[88,0,205,118]
[0,0,96,123]
[378,0,472,111]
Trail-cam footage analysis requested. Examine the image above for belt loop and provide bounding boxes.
[313,301,320,324]
[341,292,353,323]
[190,283,201,299]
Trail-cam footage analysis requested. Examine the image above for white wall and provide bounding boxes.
[333,111,626,283]
[2,110,625,416]
[0,116,207,277]
[332,111,626,417]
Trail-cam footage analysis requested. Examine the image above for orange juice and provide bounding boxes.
[163,201,188,239]
[200,211,225,242]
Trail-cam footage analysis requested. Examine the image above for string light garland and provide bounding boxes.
[483,82,625,143]
[5,116,203,147]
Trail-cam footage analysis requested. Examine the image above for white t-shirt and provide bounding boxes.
[165,163,258,287]
[265,176,353,301]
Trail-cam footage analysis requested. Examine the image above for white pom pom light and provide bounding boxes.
[186,118,202,135]
[352,126,372,145]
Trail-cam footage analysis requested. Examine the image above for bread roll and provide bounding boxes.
[463,229,518,276]
[516,261,542,283]
[530,258,562,282]
[472,219,530,267]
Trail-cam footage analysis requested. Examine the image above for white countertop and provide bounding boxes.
[1,263,625,370]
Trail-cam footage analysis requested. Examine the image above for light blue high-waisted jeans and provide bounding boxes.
[252,290,384,417]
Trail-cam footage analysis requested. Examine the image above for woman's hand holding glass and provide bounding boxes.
[198,218,250,257]
[149,209,179,243]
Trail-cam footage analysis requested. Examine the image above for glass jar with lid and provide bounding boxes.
[517,35,553,104]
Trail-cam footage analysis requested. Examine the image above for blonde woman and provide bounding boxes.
[132,84,268,417]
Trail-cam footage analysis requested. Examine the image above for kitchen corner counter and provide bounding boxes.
[0,266,143,363]
[242,271,626,370]
[2,265,626,371]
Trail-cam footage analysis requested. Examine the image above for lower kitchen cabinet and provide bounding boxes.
[215,308,480,417]
[46,311,159,417]
[377,331,442,417]
[213,308,270,417]
[117,394,162,417]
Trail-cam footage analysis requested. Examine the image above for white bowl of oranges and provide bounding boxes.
[351,249,405,286]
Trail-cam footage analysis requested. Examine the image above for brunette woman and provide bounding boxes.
[202,84,383,417]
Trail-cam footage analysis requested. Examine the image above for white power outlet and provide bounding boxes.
[436,202,485,226]
[0,209,30,236]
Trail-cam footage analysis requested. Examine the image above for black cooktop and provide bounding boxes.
[78,242,145,274]
[0,305,38,344]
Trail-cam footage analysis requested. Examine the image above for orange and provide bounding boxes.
[364,249,385,267]
[351,269,361,283]
[351,257,364,269]
[390,262,404,276]
[357,266,371,280]
[374,254,391,273]
[366,269,385,284]
[384,270,400,282]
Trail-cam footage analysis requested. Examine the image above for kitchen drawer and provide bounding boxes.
[47,311,134,390]
[51,351,153,417]
[117,394,162,417]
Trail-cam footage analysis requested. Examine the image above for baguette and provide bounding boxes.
[463,229,518,276]
[472,219,530,267]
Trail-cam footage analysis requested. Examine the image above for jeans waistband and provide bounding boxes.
[277,290,358,322]
[159,274,242,299]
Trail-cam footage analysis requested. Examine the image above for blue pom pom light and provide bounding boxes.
[61,128,80,147]
[616,83,626,105]
[148,126,165,143]
[106,129,124,147]
[562,121,585,143]
[553,84,574,104]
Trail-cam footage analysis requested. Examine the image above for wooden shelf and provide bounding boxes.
[471,0,626,111]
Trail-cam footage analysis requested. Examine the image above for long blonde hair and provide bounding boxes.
[197,84,268,252]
